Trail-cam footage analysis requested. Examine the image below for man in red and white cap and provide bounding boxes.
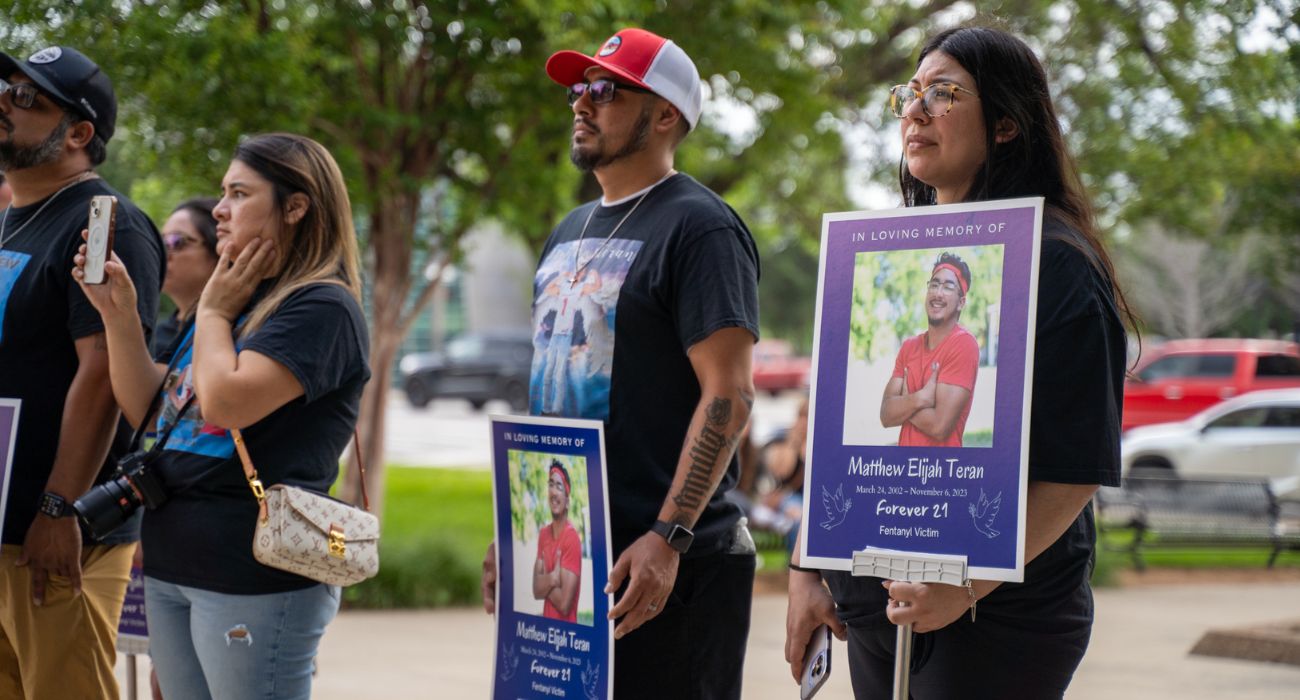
[483,28,760,699]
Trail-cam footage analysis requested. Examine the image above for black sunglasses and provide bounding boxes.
[0,78,42,110]
[567,78,654,106]
[162,233,205,253]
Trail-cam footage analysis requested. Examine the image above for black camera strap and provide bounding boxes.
[142,393,198,461]
[125,319,197,456]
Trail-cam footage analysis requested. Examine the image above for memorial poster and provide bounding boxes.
[491,415,612,699]
[800,199,1043,581]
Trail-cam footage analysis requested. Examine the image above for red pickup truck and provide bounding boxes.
[1122,338,1300,431]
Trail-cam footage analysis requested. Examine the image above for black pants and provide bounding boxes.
[823,571,1093,700]
[612,549,755,700]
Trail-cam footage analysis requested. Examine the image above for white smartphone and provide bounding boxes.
[800,624,832,700]
[84,195,117,285]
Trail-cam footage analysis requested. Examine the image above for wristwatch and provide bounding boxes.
[651,520,694,554]
[38,491,74,519]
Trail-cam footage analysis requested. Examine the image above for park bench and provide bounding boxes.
[1094,475,1300,570]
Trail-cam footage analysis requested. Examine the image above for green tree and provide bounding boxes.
[0,0,868,509]
[1,1,575,514]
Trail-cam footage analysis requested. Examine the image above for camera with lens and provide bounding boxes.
[73,451,168,540]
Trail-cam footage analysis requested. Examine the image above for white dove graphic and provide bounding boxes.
[581,661,602,700]
[820,484,852,530]
[499,643,520,681]
[969,489,1001,538]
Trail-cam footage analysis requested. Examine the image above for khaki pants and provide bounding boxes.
[0,543,134,700]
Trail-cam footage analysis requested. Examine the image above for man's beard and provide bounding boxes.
[927,307,959,328]
[0,114,72,172]
[569,105,653,172]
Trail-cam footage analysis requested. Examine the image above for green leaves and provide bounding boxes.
[2,0,1294,344]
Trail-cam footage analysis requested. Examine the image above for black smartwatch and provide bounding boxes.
[651,520,694,554]
[38,491,74,519]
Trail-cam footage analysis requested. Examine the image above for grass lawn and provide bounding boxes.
[1095,530,1300,574]
[343,466,494,609]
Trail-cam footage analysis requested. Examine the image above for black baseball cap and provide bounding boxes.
[0,46,116,142]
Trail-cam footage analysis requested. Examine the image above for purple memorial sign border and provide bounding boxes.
[802,200,1042,582]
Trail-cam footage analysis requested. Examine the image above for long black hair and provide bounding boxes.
[171,197,219,257]
[899,26,1138,333]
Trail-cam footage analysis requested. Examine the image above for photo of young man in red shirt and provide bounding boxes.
[879,252,980,447]
[533,461,582,622]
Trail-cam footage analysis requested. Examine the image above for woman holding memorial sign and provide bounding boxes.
[785,25,1134,698]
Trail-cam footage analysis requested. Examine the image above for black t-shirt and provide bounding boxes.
[142,283,370,594]
[529,173,761,558]
[825,214,1127,632]
[151,311,182,361]
[0,179,164,546]
[990,214,1126,607]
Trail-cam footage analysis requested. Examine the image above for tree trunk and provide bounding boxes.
[339,185,420,517]
[345,323,402,516]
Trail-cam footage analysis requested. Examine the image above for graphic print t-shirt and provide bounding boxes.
[891,325,979,447]
[530,174,760,557]
[0,180,164,545]
[537,520,582,622]
[142,282,370,594]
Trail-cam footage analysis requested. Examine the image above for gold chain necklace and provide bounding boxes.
[566,171,674,286]
[567,187,652,286]
[0,171,98,251]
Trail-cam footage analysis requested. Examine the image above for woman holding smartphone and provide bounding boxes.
[73,133,369,700]
[784,26,1133,698]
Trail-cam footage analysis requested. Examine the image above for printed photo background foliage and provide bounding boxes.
[508,451,590,557]
[849,245,1005,366]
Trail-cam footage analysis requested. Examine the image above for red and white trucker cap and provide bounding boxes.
[546,28,703,130]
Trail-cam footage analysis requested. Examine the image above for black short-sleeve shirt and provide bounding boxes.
[1028,218,1126,487]
[0,179,164,545]
[529,173,761,557]
[142,282,370,594]
[990,214,1127,608]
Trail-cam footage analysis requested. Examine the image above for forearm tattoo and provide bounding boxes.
[671,397,736,517]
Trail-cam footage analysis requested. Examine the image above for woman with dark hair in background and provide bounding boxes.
[151,197,219,356]
[785,26,1134,698]
[73,133,369,700]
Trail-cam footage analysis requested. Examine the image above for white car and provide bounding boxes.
[1121,388,1300,499]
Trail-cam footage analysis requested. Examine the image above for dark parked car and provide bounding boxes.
[399,331,534,411]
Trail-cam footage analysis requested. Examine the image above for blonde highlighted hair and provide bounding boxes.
[232,133,362,336]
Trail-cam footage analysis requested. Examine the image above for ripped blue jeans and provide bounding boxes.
[144,577,340,700]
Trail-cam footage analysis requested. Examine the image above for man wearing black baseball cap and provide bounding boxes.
[0,46,164,700]
[482,28,760,699]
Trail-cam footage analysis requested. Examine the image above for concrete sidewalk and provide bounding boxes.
[118,581,1300,698]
